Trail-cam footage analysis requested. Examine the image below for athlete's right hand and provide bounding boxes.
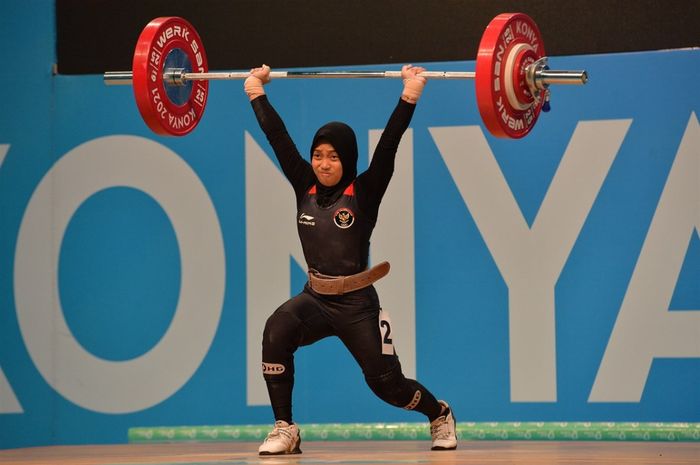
[250,64,271,83]
[245,64,271,100]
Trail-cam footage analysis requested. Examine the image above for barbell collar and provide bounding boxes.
[525,57,588,92]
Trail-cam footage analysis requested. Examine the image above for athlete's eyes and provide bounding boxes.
[312,153,339,161]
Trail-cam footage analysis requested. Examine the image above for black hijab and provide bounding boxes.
[310,121,358,207]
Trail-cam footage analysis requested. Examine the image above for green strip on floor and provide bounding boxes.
[129,422,700,443]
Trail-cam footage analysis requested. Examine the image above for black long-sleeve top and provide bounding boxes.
[250,94,416,275]
[250,95,416,223]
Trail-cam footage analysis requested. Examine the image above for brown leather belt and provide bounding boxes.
[308,261,390,295]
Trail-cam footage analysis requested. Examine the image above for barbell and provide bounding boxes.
[104,13,588,138]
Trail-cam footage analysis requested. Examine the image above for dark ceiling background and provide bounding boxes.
[56,0,699,74]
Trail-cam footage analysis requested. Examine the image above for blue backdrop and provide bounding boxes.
[0,0,698,449]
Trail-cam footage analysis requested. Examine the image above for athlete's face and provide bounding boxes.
[311,143,343,187]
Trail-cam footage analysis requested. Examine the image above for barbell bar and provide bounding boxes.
[104,68,586,86]
[104,13,589,138]
[104,70,478,84]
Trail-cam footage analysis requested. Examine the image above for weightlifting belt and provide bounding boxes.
[308,261,390,295]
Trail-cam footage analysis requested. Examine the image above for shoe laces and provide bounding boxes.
[430,415,451,440]
[266,422,294,441]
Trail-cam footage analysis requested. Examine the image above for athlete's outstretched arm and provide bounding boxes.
[358,65,427,216]
[245,65,315,197]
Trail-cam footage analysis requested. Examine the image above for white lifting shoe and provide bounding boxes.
[430,400,457,450]
[258,420,302,455]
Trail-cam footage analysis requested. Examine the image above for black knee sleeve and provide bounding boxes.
[262,310,301,382]
[262,310,302,422]
[365,364,424,410]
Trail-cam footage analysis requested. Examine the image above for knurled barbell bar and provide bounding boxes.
[104,13,588,138]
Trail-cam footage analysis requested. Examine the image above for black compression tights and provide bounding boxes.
[261,287,443,423]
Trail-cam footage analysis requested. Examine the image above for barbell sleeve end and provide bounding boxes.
[104,71,134,85]
[538,69,589,86]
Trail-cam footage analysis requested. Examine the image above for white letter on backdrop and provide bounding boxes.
[0,369,22,414]
[431,120,630,401]
[369,129,416,379]
[590,113,700,402]
[14,135,225,413]
[0,144,8,167]
[245,132,305,406]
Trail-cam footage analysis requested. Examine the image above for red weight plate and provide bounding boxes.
[475,13,546,139]
[132,17,209,136]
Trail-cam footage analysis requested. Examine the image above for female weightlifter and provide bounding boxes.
[244,64,457,455]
